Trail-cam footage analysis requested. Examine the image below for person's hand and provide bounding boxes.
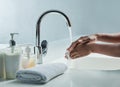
[69,43,92,59]
[67,34,97,52]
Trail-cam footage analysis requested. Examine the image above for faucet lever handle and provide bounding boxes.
[41,40,48,56]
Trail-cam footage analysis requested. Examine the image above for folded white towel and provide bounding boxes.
[16,63,67,83]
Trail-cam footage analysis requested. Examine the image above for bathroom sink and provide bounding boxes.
[45,53,120,87]
[65,69,120,87]
[52,53,120,70]
[70,54,120,70]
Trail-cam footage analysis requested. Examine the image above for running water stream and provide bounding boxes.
[66,27,73,69]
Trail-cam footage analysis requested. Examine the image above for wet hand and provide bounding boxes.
[67,34,97,52]
[69,43,92,59]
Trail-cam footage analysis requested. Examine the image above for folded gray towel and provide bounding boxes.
[16,63,67,83]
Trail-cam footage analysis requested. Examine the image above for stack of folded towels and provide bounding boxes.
[16,63,67,84]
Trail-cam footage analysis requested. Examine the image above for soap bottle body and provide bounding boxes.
[0,52,5,79]
[3,46,22,79]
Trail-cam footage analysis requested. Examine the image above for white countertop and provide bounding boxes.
[1,38,120,87]
[1,69,120,87]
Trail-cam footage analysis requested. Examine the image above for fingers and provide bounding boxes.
[78,36,90,44]
[64,54,67,58]
[67,41,79,52]
[70,52,77,58]
[70,52,80,59]
[65,49,79,59]
[72,55,80,59]
[70,51,88,59]
[67,37,90,52]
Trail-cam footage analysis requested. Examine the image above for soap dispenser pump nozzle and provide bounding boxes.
[9,33,19,47]
[9,33,19,53]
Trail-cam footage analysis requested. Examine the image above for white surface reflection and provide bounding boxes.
[1,67,120,87]
[67,69,120,87]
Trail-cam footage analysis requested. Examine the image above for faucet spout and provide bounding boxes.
[35,10,71,64]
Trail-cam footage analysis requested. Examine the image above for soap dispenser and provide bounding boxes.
[21,45,37,69]
[3,33,22,79]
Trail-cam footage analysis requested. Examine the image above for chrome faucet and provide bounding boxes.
[34,10,71,64]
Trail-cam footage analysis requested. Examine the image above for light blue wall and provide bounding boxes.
[0,0,120,44]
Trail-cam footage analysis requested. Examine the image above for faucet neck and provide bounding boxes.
[36,10,71,47]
